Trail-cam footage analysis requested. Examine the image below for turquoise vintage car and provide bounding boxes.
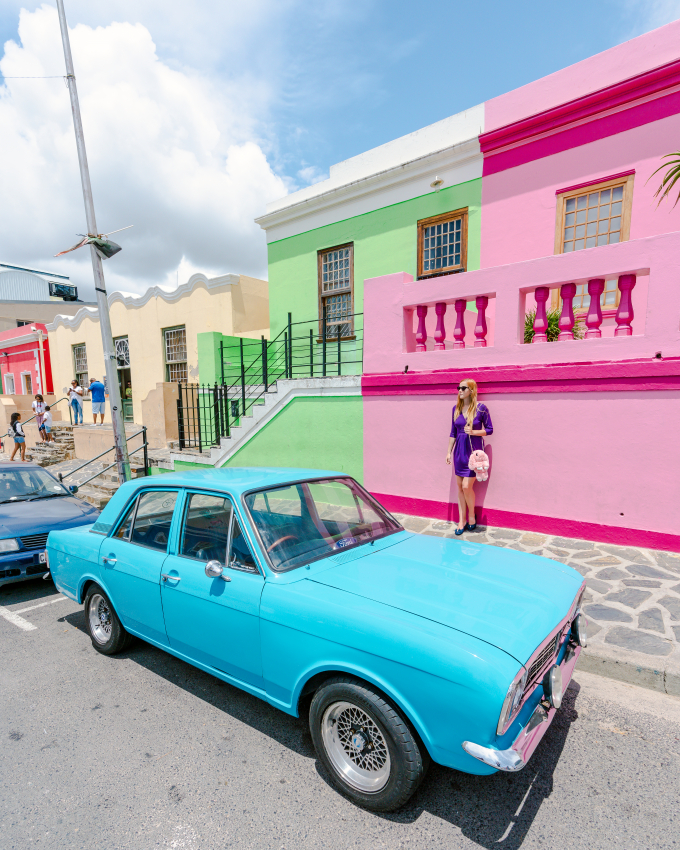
[47,468,586,811]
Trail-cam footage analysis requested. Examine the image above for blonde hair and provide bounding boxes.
[454,378,479,427]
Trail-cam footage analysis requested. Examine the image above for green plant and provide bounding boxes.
[648,152,680,207]
[524,308,585,344]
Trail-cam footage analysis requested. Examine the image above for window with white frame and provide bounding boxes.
[4,374,15,394]
[73,344,88,388]
[318,244,353,338]
[114,336,130,368]
[164,326,188,382]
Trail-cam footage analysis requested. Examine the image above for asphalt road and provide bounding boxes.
[2,579,680,850]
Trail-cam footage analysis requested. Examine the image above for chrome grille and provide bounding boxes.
[19,533,49,550]
[527,634,560,684]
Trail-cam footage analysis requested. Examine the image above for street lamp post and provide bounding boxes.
[55,0,130,482]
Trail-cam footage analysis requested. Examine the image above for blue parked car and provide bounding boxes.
[47,468,587,811]
[0,462,99,589]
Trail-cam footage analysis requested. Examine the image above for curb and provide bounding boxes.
[580,645,680,697]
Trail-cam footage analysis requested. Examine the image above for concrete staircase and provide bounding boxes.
[170,376,361,469]
[76,463,147,509]
[26,424,76,467]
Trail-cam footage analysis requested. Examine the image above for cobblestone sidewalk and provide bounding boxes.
[394,514,680,694]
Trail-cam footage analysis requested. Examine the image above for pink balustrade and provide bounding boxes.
[367,230,676,371]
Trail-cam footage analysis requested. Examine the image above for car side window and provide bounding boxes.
[180,493,232,563]
[113,498,138,541]
[228,517,258,573]
[129,491,178,552]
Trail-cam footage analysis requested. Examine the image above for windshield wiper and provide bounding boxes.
[0,496,32,504]
[26,492,68,501]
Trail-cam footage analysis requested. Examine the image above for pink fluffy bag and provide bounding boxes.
[468,434,490,482]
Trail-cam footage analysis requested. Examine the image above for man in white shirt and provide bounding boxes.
[68,380,83,425]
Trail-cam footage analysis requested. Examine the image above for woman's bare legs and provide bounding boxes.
[462,476,476,526]
[455,476,467,530]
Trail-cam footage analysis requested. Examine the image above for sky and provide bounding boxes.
[0,0,679,300]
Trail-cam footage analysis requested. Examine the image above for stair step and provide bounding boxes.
[76,486,112,509]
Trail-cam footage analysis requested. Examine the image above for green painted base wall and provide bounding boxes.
[267,179,482,338]
[219,395,363,481]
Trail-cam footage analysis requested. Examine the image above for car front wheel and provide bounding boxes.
[309,677,429,811]
[84,585,133,655]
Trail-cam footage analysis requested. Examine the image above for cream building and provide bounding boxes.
[46,272,268,426]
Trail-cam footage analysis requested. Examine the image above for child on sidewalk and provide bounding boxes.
[9,412,26,461]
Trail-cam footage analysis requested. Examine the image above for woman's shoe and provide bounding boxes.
[466,522,477,532]
[454,526,466,536]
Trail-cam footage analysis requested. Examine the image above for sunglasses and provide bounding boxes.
[457,386,470,391]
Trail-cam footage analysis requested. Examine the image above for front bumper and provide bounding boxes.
[0,549,48,586]
[462,643,581,772]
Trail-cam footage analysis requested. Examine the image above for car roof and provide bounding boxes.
[0,461,44,470]
[125,467,350,497]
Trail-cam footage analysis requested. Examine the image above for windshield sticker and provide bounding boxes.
[335,537,357,549]
[53,486,62,491]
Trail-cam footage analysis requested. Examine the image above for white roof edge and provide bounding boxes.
[256,136,481,232]
[46,272,241,332]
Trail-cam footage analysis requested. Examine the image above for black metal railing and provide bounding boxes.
[177,311,363,452]
[58,427,149,487]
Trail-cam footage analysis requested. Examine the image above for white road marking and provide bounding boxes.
[0,605,37,631]
[14,596,68,615]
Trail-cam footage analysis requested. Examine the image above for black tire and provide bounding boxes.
[83,585,133,655]
[309,676,430,812]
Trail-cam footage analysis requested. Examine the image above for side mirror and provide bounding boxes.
[69,485,79,495]
[204,560,223,578]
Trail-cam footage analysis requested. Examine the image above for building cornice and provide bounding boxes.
[480,57,680,158]
[0,331,41,348]
[255,137,482,234]
[46,273,240,332]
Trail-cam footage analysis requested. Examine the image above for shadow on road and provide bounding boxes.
[59,606,580,848]
[0,576,58,607]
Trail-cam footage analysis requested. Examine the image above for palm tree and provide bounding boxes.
[649,152,680,207]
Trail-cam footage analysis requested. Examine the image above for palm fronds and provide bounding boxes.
[648,152,680,208]
[524,309,585,344]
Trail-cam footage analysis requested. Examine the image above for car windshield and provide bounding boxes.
[244,477,402,571]
[0,467,69,502]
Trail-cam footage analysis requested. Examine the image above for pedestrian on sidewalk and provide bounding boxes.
[40,406,54,443]
[445,378,493,535]
[9,412,26,461]
[89,378,106,426]
[32,394,46,440]
[69,380,83,425]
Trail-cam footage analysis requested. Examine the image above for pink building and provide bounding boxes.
[0,324,53,397]
[362,21,680,552]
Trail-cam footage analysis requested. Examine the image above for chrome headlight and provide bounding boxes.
[544,664,564,709]
[0,538,20,553]
[497,667,528,735]
[571,612,587,647]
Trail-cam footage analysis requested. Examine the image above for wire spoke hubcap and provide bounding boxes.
[89,594,112,644]
[321,701,391,793]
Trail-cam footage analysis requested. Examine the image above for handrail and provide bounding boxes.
[75,443,148,489]
[58,427,147,482]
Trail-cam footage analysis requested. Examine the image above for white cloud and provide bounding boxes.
[623,0,680,35]
[0,5,288,296]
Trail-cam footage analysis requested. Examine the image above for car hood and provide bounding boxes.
[0,496,99,537]
[311,534,583,665]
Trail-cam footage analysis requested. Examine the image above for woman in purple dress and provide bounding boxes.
[445,378,493,536]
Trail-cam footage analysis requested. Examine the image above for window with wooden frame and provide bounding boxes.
[417,208,468,279]
[554,174,634,255]
[318,244,354,339]
[164,326,188,382]
[72,343,88,388]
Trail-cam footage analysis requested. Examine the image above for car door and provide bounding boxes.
[160,491,265,688]
[100,489,180,646]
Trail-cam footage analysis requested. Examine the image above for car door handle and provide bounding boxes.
[102,556,117,566]
[161,573,181,582]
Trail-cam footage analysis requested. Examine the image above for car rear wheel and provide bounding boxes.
[309,677,429,811]
[84,585,133,655]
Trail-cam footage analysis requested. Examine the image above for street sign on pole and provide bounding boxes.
[55,0,131,483]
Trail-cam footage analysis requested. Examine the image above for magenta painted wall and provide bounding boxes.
[484,19,680,132]
[480,112,680,269]
[364,389,680,543]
